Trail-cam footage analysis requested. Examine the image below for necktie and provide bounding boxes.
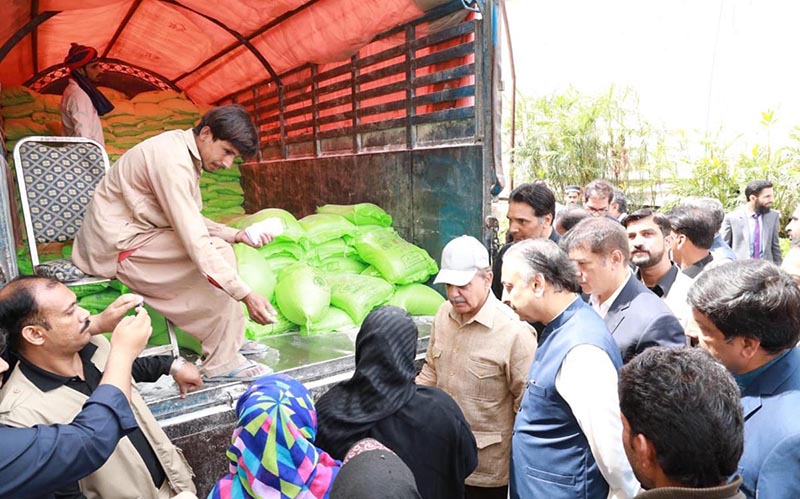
[753,214,761,259]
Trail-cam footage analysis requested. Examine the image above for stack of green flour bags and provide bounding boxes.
[231,203,445,340]
[14,202,443,351]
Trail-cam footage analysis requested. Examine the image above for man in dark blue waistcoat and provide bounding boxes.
[501,238,639,499]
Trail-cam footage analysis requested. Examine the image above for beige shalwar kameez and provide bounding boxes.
[61,78,106,147]
[73,129,251,376]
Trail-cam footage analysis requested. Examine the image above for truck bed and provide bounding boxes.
[140,317,433,496]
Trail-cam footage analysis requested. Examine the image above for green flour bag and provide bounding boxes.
[274,264,331,327]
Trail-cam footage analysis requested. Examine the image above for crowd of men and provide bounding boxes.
[465,178,798,498]
[1,63,799,497]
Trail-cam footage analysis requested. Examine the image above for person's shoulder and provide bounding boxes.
[756,432,800,499]
[671,268,695,289]
[489,299,534,335]
[488,296,519,322]
[0,367,48,424]
[144,128,185,147]
[629,278,672,310]
[612,275,660,312]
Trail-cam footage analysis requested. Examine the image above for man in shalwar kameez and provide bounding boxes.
[73,105,275,379]
[60,43,112,147]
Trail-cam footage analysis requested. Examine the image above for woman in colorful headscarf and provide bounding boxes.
[209,374,340,499]
[315,306,477,499]
[61,42,114,147]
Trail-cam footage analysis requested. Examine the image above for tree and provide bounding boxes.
[506,86,666,207]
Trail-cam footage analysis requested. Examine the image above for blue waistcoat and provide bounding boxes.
[510,298,622,499]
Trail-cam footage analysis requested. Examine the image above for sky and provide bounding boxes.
[502,0,800,155]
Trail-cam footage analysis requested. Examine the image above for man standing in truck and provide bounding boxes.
[60,43,112,147]
[73,105,275,381]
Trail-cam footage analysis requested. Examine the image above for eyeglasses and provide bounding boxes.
[586,205,609,215]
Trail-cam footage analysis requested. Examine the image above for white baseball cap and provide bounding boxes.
[433,235,490,286]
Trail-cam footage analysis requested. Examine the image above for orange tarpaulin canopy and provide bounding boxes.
[0,0,452,103]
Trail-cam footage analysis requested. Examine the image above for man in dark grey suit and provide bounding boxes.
[721,180,782,264]
[562,217,685,363]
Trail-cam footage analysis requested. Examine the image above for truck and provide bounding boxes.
[0,0,505,493]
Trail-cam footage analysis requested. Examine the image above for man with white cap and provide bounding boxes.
[417,235,536,499]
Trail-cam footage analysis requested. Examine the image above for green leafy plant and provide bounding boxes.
[505,86,668,208]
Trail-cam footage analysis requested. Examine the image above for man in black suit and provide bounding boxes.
[561,217,685,363]
[491,182,560,299]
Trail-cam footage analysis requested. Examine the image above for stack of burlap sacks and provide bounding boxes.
[1,86,62,154]
[1,85,245,222]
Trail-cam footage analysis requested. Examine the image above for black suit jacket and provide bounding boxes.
[604,275,685,363]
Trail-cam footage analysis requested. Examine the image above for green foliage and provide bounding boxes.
[507,89,799,229]
[668,110,800,233]
[664,133,742,211]
[507,85,667,208]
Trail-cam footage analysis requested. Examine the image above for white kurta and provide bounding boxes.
[61,78,106,147]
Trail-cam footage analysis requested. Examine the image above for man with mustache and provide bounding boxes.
[491,182,559,299]
[60,43,112,147]
[0,276,200,498]
[0,284,156,498]
[417,235,536,499]
[687,260,800,498]
[73,105,277,381]
[722,180,783,264]
[623,209,693,329]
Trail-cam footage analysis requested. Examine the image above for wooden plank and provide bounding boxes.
[412,85,475,107]
[412,106,474,125]
[413,63,474,87]
[414,42,474,70]
[409,19,475,51]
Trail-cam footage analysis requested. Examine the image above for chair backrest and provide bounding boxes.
[13,136,109,267]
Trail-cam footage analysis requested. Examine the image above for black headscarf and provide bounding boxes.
[315,306,418,452]
[330,438,421,499]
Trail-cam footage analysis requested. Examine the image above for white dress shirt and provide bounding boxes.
[590,271,631,319]
[555,344,640,499]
